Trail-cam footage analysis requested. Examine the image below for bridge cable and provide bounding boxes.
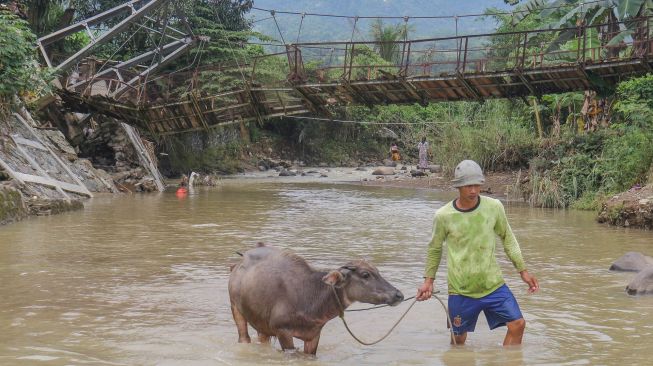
[130,37,205,89]
[251,0,608,21]
[350,16,359,43]
[296,12,305,44]
[175,38,206,95]
[81,19,154,96]
[137,7,171,104]
[209,5,249,84]
[284,115,519,126]
[270,10,287,45]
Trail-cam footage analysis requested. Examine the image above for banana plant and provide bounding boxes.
[509,0,653,54]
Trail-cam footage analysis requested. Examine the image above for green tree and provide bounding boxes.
[0,10,52,104]
[369,19,410,63]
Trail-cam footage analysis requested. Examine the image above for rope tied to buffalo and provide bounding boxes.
[330,286,457,346]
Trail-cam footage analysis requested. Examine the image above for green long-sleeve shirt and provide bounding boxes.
[424,196,526,298]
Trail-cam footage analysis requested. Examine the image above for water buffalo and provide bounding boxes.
[228,244,404,355]
[626,266,653,295]
[610,252,653,272]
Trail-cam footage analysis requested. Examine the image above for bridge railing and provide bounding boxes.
[289,15,653,84]
[67,15,653,108]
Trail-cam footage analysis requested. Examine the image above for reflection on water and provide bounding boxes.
[1,181,652,365]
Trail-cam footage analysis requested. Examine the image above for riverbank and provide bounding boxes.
[228,164,519,200]
[598,184,653,229]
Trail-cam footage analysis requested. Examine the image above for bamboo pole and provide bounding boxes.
[532,98,543,139]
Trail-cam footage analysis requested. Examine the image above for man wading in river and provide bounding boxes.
[416,160,539,346]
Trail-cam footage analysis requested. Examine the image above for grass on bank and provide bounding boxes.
[158,75,653,212]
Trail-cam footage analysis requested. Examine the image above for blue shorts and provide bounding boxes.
[447,284,523,335]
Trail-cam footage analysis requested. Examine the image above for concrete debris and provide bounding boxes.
[0,104,166,224]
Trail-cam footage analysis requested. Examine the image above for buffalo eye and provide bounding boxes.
[361,272,370,279]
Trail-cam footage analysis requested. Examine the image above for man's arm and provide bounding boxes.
[417,213,446,301]
[494,202,526,272]
[495,201,539,293]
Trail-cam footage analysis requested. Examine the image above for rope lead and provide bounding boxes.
[331,286,457,346]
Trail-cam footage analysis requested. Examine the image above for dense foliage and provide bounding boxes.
[4,0,652,211]
[0,10,52,107]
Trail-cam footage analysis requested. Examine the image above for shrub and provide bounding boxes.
[0,11,53,105]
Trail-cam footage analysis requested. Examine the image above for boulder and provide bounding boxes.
[610,252,653,272]
[411,169,428,177]
[372,167,395,175]
[278,169,296,177]
[383,159,397,167]
[626,266,653,295]
[428,164,442,173]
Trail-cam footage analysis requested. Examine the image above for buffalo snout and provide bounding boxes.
[389,289,404,306]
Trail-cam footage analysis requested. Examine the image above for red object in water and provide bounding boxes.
[176,187,188,197]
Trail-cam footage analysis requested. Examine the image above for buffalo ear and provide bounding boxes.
[322,270,345,287]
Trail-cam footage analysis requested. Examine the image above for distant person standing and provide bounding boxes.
[418,137,429,170]
[390,142,401,161]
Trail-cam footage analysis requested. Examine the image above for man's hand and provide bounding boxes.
[416,278,434,301]
[520,270,539,293]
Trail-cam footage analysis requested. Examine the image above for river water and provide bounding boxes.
[1,178,652,365]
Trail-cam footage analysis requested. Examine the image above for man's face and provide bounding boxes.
[458,184,481,201]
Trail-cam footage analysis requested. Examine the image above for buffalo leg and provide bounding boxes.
[257,332,271,344]
[303,333,321,355]
[230,304,251,343]
[277,330,295,351]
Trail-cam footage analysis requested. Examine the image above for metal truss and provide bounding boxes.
[37,0,197,99]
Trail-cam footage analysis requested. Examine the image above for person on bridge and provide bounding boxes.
[390,142,401,162]
[416,159,539,346]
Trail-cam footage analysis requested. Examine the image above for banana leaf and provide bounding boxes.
[545,28,577,52]
[540,0,578,19]
[512,0,551,25]
[617,0,647,20]
[605,28,634,47]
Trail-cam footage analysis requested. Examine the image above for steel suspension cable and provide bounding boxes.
[209,4,251,89]
[138,8,170,103]
[251,0,609,21]
[270,10,287,45]
[285,115,520,125]
[81,19,155,95]
[296,12,305,44]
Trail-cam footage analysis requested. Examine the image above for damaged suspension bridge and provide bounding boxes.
[44,0,653,136]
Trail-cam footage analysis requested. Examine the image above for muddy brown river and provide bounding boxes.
[1,178,652,365]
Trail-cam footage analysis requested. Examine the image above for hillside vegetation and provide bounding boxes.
[2,1,653,226]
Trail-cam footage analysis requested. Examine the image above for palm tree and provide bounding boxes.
[369,19,409,63]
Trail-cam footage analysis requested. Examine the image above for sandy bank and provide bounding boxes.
[225,164,520,200]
